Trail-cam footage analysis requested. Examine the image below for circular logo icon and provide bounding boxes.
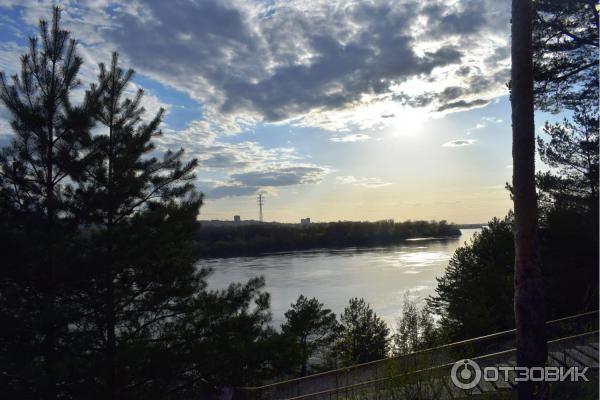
[451,359,482,389]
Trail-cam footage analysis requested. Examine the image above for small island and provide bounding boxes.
[195,219,462,257]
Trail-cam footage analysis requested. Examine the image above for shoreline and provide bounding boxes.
[197,232,468,259]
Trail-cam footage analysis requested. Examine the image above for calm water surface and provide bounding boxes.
[202,229,480,329]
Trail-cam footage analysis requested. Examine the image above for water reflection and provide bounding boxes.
[202,229,480,329]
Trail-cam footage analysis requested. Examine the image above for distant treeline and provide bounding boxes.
[195,220,461,257]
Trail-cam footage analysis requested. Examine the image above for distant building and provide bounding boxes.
[300,217,311,225]
[234,215,241,223]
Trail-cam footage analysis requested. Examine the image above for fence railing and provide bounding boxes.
[272,330,599,400]
[235,310,598,400]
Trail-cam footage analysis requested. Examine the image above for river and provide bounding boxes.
[202,228,480,329]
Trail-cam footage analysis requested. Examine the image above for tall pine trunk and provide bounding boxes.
[105,224,117,400]
[105,78,118,400]
[511,1,547,399]
[43,52,58,400]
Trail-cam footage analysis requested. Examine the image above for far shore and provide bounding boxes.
[195,219,481,258]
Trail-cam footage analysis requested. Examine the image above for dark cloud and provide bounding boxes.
[219,33,461,121]
[436,99,490,112]
[204,165,329,199]
[206,184,258,199]
[108,0,269,102]
[438,86,464,102]
[455,66,472,77]
[422,1,487,37]
[485,46,510,67]
[200,151,252,169]
[106,0,470,122]
[231,166,327,187]
[392,92,435,108]
[0,0,508,129]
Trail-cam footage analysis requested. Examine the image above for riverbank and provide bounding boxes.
[195,219,462,258]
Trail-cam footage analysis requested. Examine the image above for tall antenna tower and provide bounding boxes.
[257,193,265,223]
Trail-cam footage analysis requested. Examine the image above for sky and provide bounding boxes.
[0,0,564,224]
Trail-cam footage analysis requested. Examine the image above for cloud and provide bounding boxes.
[204,165,330,199]
[0,0,510,134]
[336,176,391,188]
[156,120,299,167]
[205,183,259,199]
[465,115,505,134]
[330,133,370,143]
[336,176,358,185]
[437,99,491,112]
[482,117,503,123]
[0,0,511,131]
[148,119,329,198]
[0,42,22,76]
[231,166,328,187]
[421,1,488,38]
[442,139,477,147]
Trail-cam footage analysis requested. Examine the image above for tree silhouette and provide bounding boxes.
[0,8,277,398]
[533,0,599,112]
[533,0,598,237]
[537,107,599,221]
[427,217,515,341]
[393,294,436,355]
[336,298,389,365]
[0,7,98,398]
[282,295,338,376]
[70,51,203,398]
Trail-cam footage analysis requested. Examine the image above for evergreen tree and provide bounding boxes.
[336,298,389,365]
[537,106,599,228]
[533,0,599,112]
[282,295,338,376]
[70,51,205,399]
[535,106,599,318]
[0,8,98,398]
[427,218,515,341]
[428,213,597,342]
[1,9,277,398]
[180,277,274,388]
[532,0,599,331]
[533,0,599,240]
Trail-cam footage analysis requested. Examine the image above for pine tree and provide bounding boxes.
[70,52,204,399]
[336,298,389,365]
[512,1,547,398]
[0,8,281,398]
[533,0,599,112]
[533,0,599,237]
[0,7,98,398]
[282,295,338,376]
[180,277,274,388]
[537,106,599,223]
[427,217,516,341]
